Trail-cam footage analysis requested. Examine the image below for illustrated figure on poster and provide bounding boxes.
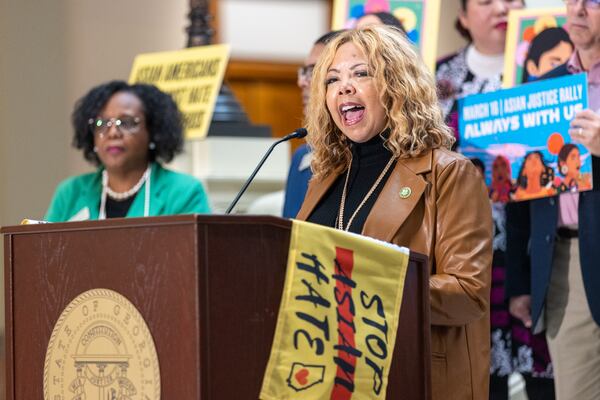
[343,0,420,43]
[503,11,572,87]
[356,11,406,31]
[521,27,573,83]
[513,151,556,200]
[555,143,592,193]
[489,155,512,203]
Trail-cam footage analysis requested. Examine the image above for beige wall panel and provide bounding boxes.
[437,0,467,59]
[0,1,70,226]
[64,0,189,175]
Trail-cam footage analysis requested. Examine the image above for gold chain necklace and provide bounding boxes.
[337,156,396,232]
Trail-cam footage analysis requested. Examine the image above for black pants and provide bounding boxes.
[490,374,555,400]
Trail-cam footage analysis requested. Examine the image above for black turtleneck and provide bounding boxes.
[307,133,395,234]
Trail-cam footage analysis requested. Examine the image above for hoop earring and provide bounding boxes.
[561,165,568,175]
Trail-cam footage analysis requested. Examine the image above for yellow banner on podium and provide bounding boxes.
[129,45,230,139]
[260,220,410,400]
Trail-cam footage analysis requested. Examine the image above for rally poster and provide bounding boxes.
[459,73,592,202]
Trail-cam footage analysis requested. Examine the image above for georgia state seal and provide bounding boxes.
[43,289,161,400]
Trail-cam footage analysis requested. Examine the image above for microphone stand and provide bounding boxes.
[225,129,307,214]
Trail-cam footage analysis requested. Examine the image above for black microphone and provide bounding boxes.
[225,128,308,214]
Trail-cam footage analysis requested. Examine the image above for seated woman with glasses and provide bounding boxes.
[45,80,211,222]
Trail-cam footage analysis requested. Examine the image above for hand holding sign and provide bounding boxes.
[570,109,600,157]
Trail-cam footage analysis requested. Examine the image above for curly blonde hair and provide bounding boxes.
[306,25,454,180]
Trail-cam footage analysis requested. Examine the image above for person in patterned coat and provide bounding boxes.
[435,1,555,399]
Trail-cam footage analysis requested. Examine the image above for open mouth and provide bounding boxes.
[339,103,365,125]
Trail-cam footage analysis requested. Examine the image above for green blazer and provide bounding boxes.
[45,163,211,222]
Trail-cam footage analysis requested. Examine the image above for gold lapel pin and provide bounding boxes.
[399,187,411,199]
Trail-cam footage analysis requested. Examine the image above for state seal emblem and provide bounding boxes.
[43,288,161,399]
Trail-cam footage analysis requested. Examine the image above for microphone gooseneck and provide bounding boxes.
[225,128,308,214]
[282,128,307,141]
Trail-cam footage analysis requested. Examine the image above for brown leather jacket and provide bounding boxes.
[297,148,492,400]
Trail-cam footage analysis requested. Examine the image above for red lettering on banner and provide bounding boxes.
[330,247,356,400]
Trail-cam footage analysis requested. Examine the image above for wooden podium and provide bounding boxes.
[2,215,430,399]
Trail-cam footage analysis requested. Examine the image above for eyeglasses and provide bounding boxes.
[563,0,600,9]
[88,116,143,137]
[298,64,316,82]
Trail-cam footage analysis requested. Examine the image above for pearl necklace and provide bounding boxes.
[99,165,152,219]
[103,166,150,200]
[337,156,396,232]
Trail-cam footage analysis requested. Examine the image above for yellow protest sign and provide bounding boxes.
[129,45,230,139]
[261,220,410,399]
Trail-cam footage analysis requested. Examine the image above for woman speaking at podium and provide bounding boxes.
[45,80,211,222]
[295,26,493,399]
